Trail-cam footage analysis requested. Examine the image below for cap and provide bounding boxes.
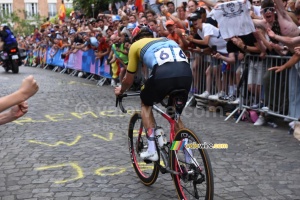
[165,20,175,26]
[112,15,121,22]
[127,23,136,29]
[50,28,55,32]
[188,12,202,21]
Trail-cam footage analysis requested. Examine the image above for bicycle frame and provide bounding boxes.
[116,92,177,143]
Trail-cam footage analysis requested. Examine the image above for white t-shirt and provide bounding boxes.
[213,0,255,39]
[95,26,108,37]
[197,23,228,54]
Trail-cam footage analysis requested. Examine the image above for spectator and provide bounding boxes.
[0,75,39,125]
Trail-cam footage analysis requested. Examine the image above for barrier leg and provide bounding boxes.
[235,108,247,123]
[70,70,78,76]
[224,107,239,121]
[97,78,107,86]
[60,68,67,74]
[43,64,48,70]
[85,74,93,80]
[185,95,195,108]
[52,66,59,72]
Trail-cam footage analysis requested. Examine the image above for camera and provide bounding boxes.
[211,45,217,54]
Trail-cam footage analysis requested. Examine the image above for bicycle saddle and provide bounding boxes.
[167,89,188,117]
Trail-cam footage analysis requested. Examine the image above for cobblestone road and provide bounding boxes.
[0,67,299,200]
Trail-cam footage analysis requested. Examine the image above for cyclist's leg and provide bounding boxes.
[140,78,159,161]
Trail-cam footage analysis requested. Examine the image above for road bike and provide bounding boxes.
[116,89,214,200]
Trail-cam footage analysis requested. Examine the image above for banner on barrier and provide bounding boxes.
[44,47,112,78]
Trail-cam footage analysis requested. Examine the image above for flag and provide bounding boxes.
[135,0,144,13]
[59,3,66,22]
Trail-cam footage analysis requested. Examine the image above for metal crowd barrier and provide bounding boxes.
[188,51,300,122]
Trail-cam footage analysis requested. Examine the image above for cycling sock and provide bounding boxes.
[147,128,156,153]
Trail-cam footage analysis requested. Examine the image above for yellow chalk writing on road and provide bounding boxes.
[95,166,126,176]
[71,111,98,119]
[36,162,84,184]
[92,132,114,141]
[100,110,125,117]
[28,135,82,147]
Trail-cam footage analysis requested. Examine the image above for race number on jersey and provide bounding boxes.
[154,48,188,66]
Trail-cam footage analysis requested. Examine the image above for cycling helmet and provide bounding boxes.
[131,24,153,42]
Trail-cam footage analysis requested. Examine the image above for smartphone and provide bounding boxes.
[211,45,217,54]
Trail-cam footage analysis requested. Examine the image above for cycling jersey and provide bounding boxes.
[127,37,189,74]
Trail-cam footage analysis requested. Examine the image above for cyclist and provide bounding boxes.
[0,24,18,52]
[114,25,192,161]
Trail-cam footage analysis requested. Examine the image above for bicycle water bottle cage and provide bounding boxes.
[166,89,188,120]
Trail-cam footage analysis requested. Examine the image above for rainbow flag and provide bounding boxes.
[170,140,187,150]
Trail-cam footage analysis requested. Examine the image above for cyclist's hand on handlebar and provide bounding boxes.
[114,86,122,96]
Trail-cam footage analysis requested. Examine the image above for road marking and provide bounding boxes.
[28,135,82,147]
[92,132,114,141]
[71,111,98,119]
[36,162,84,183]
[95,166,126,176]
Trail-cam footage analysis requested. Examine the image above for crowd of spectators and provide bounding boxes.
[10,0,300,126]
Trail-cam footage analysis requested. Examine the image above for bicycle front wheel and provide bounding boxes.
[128,112,159,186]
[170,128,214,200]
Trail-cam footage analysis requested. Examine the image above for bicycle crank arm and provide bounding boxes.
[157,165,180,175]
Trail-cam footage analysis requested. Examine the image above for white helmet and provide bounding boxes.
[0,23,8,27]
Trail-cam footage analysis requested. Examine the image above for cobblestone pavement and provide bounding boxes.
[0,67,299,200]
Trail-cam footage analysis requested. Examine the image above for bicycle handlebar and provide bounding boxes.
[115,92,140,113]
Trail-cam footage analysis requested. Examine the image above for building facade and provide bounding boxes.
[0,0,73,20]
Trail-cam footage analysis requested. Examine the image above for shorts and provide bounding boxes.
[247,60,265,85]
[140,62,192,106]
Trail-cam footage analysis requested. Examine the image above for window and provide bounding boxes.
[65,0,73,9]
[65,3,73,9]
[0,3,13,17]
[25,3,38,18]
[48,3,57,17]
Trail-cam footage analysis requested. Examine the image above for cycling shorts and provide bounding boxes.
[140,62,192,106]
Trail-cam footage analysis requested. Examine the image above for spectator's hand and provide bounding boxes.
[260,52,266,59]
[19,75,39,101]
[114,86,122,95]
[10,101,28,119]
[212,52,222,59]
[175,28,183,36]
[267,28,275,39]
[186,35,194,41]
[294,46,300,56]
[268,65,286,73]
[238,52,244,60]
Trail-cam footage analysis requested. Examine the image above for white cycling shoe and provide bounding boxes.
[140,150,158,161]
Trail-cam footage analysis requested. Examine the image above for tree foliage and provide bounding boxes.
[0,10,45,36]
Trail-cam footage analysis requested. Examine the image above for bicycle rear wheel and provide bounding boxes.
[128,112,159,185]
[170,128,214,200]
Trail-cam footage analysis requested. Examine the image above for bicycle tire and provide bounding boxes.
[128,112,160,185]
[170,128,214,200]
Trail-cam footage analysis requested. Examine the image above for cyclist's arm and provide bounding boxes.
[120,72,135,94]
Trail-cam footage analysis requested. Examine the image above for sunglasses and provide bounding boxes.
[260,7,275,14]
